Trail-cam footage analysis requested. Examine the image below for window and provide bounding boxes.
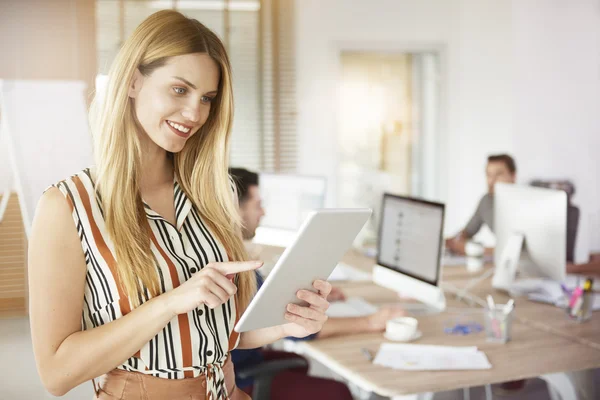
[337,51,441,243]
[96,0,297,172]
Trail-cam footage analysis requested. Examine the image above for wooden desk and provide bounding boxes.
[449,275,600,351]
[299,281,600,396]
[258,245,600,397]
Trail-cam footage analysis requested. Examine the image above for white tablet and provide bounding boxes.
[234,208,372,333]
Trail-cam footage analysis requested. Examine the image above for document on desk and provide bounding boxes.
[509,277,600,311]
[531,292,600,311]
[328,262,372,282]
[442,255,494,267]
[326,297,378,318]
[565,274,600,291]
[442,255,468,267]
[373,343,492,371]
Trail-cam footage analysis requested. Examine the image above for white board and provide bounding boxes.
[0,80,93,236]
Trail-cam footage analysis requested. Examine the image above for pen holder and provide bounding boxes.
[484,305,513,343]
[567,291,593,323]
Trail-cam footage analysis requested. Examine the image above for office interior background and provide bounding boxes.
[0,0,599,399]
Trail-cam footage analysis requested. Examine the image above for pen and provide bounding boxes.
[361,347,374,362]
[503,299,515,314]
[560,284,572,297]
[487,295,496,310]
[569,287,583,309]
[571,295,584,317]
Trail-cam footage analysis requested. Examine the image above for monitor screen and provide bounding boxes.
[259,173,327,231]
[377,194,444,285]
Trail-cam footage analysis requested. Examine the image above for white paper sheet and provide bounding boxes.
[442,255,494,267]
[373,343,492,371]
[326,297,378,318]
[508,277,600,311]
[442,255,468,267]
[564,274,600,291]
[530,292,600,311]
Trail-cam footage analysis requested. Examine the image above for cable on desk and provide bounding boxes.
[441,283,488,308]
[451,268,496,303]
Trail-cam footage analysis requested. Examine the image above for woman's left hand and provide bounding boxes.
[281,280,332,338]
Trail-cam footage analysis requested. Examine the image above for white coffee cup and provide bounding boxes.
[465,241,485,272]
[465,241,484,257]
[466,257,484,272]
[385,317,418,341]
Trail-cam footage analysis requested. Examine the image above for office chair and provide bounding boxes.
[235,356,309,400]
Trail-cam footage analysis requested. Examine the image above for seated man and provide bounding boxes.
[446,154,517,256]
[568,259,600,276]
[229,168,405,399]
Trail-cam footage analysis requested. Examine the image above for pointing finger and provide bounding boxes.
[209,261,263,275]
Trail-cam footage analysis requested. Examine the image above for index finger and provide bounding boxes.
[313,279,332,296]
[209,261,263,275]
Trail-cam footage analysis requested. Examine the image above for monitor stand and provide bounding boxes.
[492,232,525,290]
[397,302,445,316]
[372,265,446,312]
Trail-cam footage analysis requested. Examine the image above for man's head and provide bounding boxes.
[486,154,517,194]
[229,167,265,240]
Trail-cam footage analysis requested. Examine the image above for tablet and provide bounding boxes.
[234,208,372,333]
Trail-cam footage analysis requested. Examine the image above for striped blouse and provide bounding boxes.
[53,168,240,398]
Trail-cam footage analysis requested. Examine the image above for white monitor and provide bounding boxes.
[258,173,327,230]
[493,183,567,289]
[372,193,446,311]
[253,173,327,247]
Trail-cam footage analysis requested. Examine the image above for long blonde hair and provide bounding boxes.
[90,10,255,310]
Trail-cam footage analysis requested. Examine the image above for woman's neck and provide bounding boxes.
[139,143,174,192]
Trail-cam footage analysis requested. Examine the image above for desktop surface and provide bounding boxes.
[257,245,600,397]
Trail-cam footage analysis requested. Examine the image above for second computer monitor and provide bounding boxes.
[493,183,567,288]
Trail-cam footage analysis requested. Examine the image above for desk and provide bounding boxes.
[450,275,600,350]
[258,245,600,398]
[298,282,600,397]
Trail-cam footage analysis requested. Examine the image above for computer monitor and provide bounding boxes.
[372,193,447,311]
[492,183,567,290]
[258,173,327,230]
[253,173,327,247]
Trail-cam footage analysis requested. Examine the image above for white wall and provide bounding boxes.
[295,0,454,210]
[0,133,12,192]
[295,0,514,233]
[295,0,600,260]
[512,0,600,261]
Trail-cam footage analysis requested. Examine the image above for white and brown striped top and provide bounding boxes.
[53,168,240,397]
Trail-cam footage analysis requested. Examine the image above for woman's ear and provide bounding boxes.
[128,69,143,98]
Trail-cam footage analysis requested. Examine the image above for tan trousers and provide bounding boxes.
[93,360,251,400]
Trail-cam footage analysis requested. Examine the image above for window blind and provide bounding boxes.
[96,0,297,172]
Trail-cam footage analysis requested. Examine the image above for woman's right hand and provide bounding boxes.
[163,261,263,316]
[367,305,407,332]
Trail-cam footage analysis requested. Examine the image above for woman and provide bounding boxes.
[28,10,331,400]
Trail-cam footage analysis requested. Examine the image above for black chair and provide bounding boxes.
[235,357,309,400]
[530,179,580,262]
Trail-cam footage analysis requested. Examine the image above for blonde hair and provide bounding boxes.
[90,10,255,310]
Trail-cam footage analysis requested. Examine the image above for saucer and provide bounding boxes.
[384,330,423,342]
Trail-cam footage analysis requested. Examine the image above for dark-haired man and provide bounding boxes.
[446,154,517,255]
